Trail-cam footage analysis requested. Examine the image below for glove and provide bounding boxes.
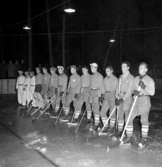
[139,81,146,89]
[115,98,123,106]
[74,94,80,99]
[55,88,58,95]
[99,94,104,103]
[60,91,64,97]
[133,90,140,96]
[102,94,104,101]
[101,94,104,99]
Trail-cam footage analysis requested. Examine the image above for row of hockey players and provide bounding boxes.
[16,61,155,146]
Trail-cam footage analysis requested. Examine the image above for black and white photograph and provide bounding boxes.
[0,0,162,167]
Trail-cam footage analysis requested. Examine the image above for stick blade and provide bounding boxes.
[49,115,57,119]
[60,119,69,123]
[98,132,108,136]
[67,122,78,127]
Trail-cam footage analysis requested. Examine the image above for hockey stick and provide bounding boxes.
[98,106,116,136]
[120,87,141,144]
[54,108,64,125]
[75,109,86,133]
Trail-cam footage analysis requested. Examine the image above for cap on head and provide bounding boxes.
[25,71,29,75]
[30,70,34,74]
[122,61,131,68]
[90,63,98,68]
[57,66,64,70]
[106,65,113,71]
[139,62,148,69]
[50,66,56,71]
[35,67,40,70]
[70,65,77,69]
[18,70,23,74]
[82,65,88,69]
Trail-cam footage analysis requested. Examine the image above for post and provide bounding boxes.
[62,14,66,67]
[46,0,53,66]
[119,31,122,65]
[28,0,32,69]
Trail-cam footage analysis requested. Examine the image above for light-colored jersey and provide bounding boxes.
[90,72,104,95]
[103,74,118,94]
[35,73,43,85]
[58,73,68,92]
[16,75,25,89]
[134,75,155,96]
[81,73,90,88]
[49,73,58,88]
[23,76,31,91]
[30,76,36,90]
[117,72,134,100]
[42,73,50,86]
[68,73,81,94]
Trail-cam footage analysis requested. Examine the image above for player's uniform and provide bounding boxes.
[126,75,155,138]
[55,73,68,111]
[16,75,25,105]
[100,74,118,126]
[64,73,81,116]
[89,72,104,126]
[74,72,91,120]
[116,72,134,132]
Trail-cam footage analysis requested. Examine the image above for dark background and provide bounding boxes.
[0,0,162,74]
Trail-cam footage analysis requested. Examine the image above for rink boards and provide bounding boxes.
[0,79,16,94]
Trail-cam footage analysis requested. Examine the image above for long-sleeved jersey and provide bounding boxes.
[16,75,25,89]
[90,72,104,96]
[134,75,155,96]
[103,74,118,94]
[117,72,134,100]
[58,73,68,93]
[68,73,81,94]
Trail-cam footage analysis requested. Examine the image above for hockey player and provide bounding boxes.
[41,67,50,98]
[63,65,81,119]
[22,71,31,107]
[16,70,25,105]
[73,66,91,121]
[115,62,134,133]
[35,67,43,93]
[55,66,68,112]
[100,65,118,129]
[29,71,35,103]
[48,67,58,109]
[89,63,104,130]
[126,62,155,147]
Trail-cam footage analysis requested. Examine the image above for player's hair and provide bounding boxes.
[122,61,131,68]
[105,65,114,71]
[50,66,56,71]
[139,62,148,69]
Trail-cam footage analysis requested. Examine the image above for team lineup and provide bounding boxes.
[16,61,155,149]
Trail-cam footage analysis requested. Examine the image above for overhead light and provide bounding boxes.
[23,25,31,30]
[64,7,76,14]
[109,38,116,43]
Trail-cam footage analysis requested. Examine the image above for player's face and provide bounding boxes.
[71,68,76,74]
[121,63,129,74]
[139,64,147,76]
[25,72,29,76]
[18,71,23,75]
[105,68,112,77]
[43,68,47,74]
[91,66,97,73]
[50,68,54,74]
[82,68,88,75]
[30,72,34,77]
[58,68,63,74]
[36,68,40,74]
